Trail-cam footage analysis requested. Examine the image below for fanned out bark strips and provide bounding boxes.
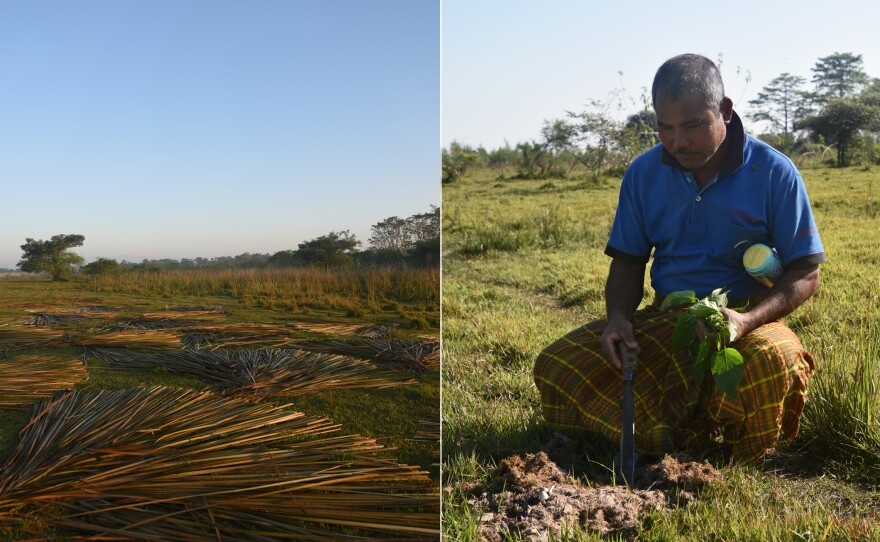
[290,338,440,371]
[291,321,397,339]
[71,330,182,349]
[0,355,88,409]
[182,323,299,350]
[89,348,416,399]
[0,387,440,540]
[0,328,68,351]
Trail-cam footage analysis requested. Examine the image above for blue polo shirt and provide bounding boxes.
[605,112,826,300]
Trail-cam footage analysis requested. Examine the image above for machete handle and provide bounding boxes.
[617,342,638,381]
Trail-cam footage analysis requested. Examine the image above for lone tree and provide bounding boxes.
[748,72,809,136]
[811,52,869,104]
[18,234,86,281]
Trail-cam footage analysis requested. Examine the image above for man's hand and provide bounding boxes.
[600,316,639,370]
[603,257,647,370]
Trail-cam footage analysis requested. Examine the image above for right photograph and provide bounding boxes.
[441,2,880,540]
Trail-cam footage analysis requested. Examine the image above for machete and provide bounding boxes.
[617,342,638,487]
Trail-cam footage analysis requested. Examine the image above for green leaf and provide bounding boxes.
[692,338,712,384]
[709,288,729,308]
[660,290,697,311]
[690,304,719,319]
[712,348,745,397]
[671,314,696,351]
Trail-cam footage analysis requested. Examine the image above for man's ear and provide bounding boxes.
[721,97,733,123]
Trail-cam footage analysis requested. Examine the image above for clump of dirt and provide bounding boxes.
[470,451,723,541]
[640,453,723,490]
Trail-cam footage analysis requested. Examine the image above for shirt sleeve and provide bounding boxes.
[605,165,652,263]
[769,169,827,266]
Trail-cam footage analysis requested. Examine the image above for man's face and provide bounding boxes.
[655,94,730,173]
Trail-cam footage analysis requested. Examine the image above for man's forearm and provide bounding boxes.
[736,264,821,337]
[605,258,647,322]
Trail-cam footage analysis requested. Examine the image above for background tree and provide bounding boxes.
[404,205,440,243]
[294,230,361,267]
[796,97,880,166]
[811,52,869,104]
[748,73,809,136]
[368,216,409,253]
[81,257,119,276]
[442,142,480,184]
[18,234,85,281]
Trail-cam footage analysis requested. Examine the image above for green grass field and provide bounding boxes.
[442,165,880,540]
[0,267,440,539]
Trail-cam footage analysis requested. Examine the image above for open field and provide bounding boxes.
[442,166,880,540]
[0,267,440,539]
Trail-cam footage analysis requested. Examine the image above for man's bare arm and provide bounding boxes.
[600,258,646,369]
[724,264,821,341]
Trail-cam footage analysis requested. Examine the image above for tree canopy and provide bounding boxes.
[796,97,880,167]
[811,52,869,103]
[18,234,85,281]
[747,73,809,136]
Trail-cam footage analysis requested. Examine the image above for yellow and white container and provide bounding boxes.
[743,243,783,287]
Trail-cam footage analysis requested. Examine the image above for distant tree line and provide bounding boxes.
[444,52,880,179]
[16,206,439,280]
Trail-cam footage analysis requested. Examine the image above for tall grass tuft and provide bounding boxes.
[799,320,880,482]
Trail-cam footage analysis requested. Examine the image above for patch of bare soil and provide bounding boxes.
[469,451,722,541]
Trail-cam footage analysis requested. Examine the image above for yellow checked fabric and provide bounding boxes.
[533,306,814,462]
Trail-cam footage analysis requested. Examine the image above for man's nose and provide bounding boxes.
[673,130,689,149]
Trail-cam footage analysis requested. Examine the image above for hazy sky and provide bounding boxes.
[0,0,439,268]
[443,0,880,150]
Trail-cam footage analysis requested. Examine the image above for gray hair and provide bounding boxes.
[651,54,725,111]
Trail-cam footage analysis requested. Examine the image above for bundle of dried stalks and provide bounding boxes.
[290,338,440,371]
[21,313,84,325]
[0,356,88,408]
[0,328,68,351]
[140,310,226,320]
[0,387,439,539]
[72,306,121,314]
[72,330,182,349]
[292,321,398,339]
[105,318,203,331]
[149,305,225,314]
[182,323,298,350]
[92,348,414,398]
[412,418,441,444]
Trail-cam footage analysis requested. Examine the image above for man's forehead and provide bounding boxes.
[655,96,716,121]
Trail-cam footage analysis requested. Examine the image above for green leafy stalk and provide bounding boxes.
[662,288,744,397]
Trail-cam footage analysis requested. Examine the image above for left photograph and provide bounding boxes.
[0,1,440,539]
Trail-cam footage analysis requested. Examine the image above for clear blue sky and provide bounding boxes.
[0,0,439,268]
[443,0,880,150]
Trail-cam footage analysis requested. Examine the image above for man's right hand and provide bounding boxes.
[600,316,639,370]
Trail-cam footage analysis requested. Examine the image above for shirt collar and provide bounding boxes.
[660,110,746,178]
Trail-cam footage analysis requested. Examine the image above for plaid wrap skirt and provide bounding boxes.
[533,305,814,462]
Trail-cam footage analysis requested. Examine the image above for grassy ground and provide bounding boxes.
[0,269,440,537]
[442,165,880,540]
